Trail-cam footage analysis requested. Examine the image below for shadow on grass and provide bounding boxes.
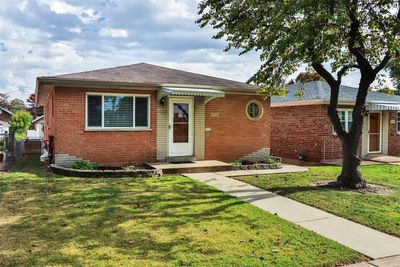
[268,185,325,196]
[0,157,263,265]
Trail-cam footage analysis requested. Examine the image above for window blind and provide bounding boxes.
[104,96,133,127]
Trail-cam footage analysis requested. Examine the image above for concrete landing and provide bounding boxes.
[185,172,400,260]
[364,154,400,164]
[146,160,232,174]
[216,164,308,177]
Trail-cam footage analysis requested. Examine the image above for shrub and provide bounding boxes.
[266,156,281,165]
[9,111,32,141]
[232,160,242,168]
[71,160,98,170]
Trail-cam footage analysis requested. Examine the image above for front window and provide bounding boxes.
[86,94,150,129]
[104,96,134,127]
[333,110,353,134]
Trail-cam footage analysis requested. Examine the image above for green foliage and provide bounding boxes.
[266,156,281,165]
[387,59,400,93]
[197,1,400,96]
[237,164,400,237]
[9,111,32,141]
[295,71,323,84]
[232,160,242,167]
[374,86,398,95]
[71,160,98,170]
[0,156,363,266]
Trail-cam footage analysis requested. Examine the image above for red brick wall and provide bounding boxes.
[388,111,400,156]
[0,111,12,122]
[205,94,271,162]
[271,104,344,162]
[53,87,157,165]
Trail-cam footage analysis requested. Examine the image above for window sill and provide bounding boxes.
[84,128,152,132]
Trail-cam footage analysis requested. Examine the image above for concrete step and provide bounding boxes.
[146,160,232,175]
[166,156,197,163]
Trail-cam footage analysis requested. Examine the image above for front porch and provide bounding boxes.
[146,160,233,174]
[322,154,400,166]
[360,103,400,159]
[146,160,309,175]
[364,154,400,164]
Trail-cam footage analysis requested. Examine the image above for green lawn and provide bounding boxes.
[236,164,400,237]
[0,157,363,266]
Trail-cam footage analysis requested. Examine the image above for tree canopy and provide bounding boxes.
[198,0,400,189]
[26,93,43,118]
[0,92,27,113]
[9,99,27,113]
[387,59,400,93]
[287,71,323,84]
[9,111,32,141]
[198,0,400,94]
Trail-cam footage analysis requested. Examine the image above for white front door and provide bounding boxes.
[168,97,194,157]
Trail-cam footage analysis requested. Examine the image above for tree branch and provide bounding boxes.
[374,54,391,74]
[312,62,347,137]
[311,62,337,87]
[337,64,359,84]
[347,1,376,76]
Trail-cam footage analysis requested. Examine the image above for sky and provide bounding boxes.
[0,0,377,101]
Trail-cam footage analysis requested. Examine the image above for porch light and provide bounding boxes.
[159,97,166,105]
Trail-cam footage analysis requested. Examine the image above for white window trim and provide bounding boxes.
[397,112,400,134]
[332,109,353,135]
[85,92,151,131]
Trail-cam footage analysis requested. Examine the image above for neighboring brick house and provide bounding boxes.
[271,81,400,163]
[35,63,270,166]
[0,107,13,134]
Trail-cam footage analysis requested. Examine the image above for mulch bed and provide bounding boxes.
[310,180,394,195]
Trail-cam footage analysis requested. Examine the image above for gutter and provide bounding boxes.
[36,77,259,93]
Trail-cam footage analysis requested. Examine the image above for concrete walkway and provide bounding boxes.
[184,172,400,260]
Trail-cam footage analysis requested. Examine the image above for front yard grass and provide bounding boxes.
[0,156,363,266]
[236,164,400,237]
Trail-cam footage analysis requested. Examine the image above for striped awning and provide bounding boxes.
[160,87,225,97]
[367,103,400,111]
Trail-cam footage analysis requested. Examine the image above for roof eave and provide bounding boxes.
[0,108,13,115]
[36,77,259,93]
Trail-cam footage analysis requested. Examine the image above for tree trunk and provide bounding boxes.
[337,134,366,189]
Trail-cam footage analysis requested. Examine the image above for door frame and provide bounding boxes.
[368,111,383,154]
[168,97,194,157]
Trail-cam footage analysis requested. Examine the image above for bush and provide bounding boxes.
[9,111,32,141]
[71,160,98,170]
[266,156,281,165]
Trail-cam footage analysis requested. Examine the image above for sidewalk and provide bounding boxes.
[184,172,400,261]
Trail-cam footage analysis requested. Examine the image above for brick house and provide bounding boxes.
[0,107,13,134]
[35,63,270,166]
[271,81,400,163]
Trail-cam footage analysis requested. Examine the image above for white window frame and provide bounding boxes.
[333,109,353,135]
[397,112,400,134]
[85,92,151,131]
